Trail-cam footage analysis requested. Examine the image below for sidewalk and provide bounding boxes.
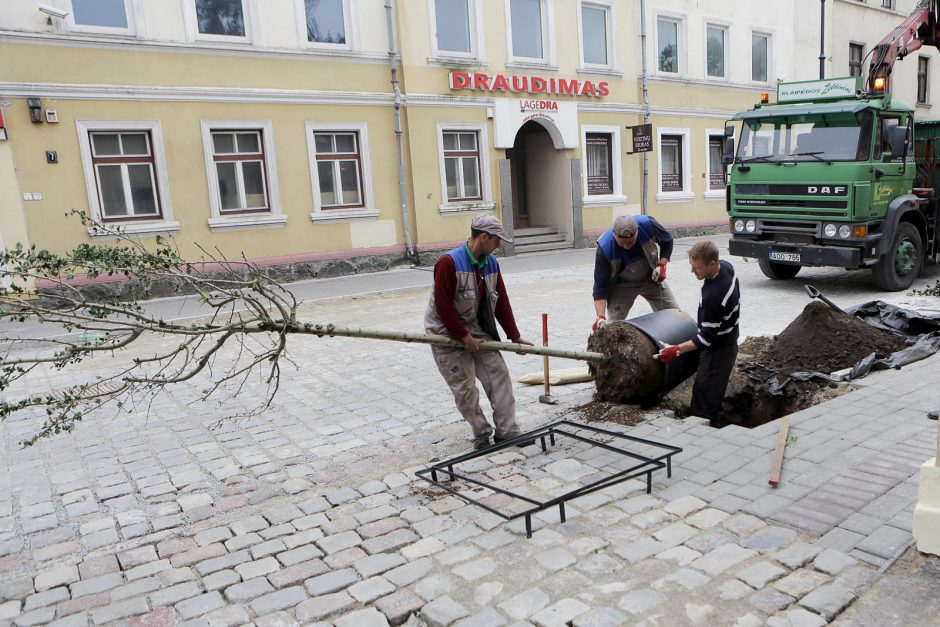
[0,234,938,626]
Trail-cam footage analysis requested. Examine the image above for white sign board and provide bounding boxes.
[777,77,860,103]
[493,99,578,149]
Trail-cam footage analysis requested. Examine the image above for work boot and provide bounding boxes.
[473,435,491,451]
[928,409,939,421]
[495,434,537,448]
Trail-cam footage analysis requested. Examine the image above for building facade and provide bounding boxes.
[0,0,936,282]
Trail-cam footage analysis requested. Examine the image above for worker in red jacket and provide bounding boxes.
[425,215,533,450]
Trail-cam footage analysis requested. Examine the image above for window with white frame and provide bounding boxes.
[706,24,728,79]
[580,2,611,67]
[752,32,770,83]
[194,0,247,38]
[200,121,283,229]
[302,0,347,45]
[313,132,364,209]
[706,134,726,193]
[432,0,475,56]
[581,126,623,203]
[656,128,692,201]
[68,0,135,34]
[657,18,679,74]
[442,131,482,201]
[850,43,865,77]
[76,121,177,235]
[508,0,547,62]
[210,130,270,213]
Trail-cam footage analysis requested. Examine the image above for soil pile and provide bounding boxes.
[756,301,908,374]
[587,323,661,403]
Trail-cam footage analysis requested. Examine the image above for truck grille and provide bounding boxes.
[734,203,848,218]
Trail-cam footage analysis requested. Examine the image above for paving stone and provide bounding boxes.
[267,559,330,589]
[722,514,767,537]
[361,529,419,555]
[78,556,120,580]
[84,529,121,550]
[203,569,241,592]
[422,595,471,626]
[149,581,202,606]
[231,516,269,536]
[193,550,251,576]
[834,566,877,592]
[749,588,796,614]
[571,607,629,627]
[736,561,787,589]
[742,526,798,553]
[325,547,368,570]
[235,557,280,580]
[718,580,753,601]
[355,553,407,579]
[533,549,576,573]
[348,576,396,604]
[498,588,550,620]
[90,598,149,624]
[773,543,823,569]
[226,533,263,552]
[664,496,707,517]
[817,527,864,553]
[224,577,275,603]
[249,586,308,616]
[125,559,171,581]
[13,606,56,626]
[194,527,233,546]
[384,558,433,587]
[334,607,392,627]
[780,607,827,627]
[317,531,363,554]
[201,604,252,627]
[109,576,161,601]
[283,528,325,549]
[0,576,34,602]
[813,549,857,576]
[374,588,425,624]
[24,587,70,611]
[276,544,323,568]
[651,568,711,591]
[118,546,159,570]
[296,591,356,622]
[618,588,665,615]
[0,600,20,619]
[171,543,227,567]
[798,584,856,620]
[298,496,331,515]
[686,508,730,529]
[631,509,672,529]
[656,546,702,566]
[612,537,666,564]
[305,568,360,595]
[157,538,198,559]
[653,522,699,547]
[326,488,361,505]
[730,612,763,627]
[401,538,446,560]
[684,527,738,553]
[251,539,287,560]
[34,565,80,591]
[260,524,297,541]
[691,544,757,576]
[855,525,912,560]
[176,591,226,620]
[70,573,124,598]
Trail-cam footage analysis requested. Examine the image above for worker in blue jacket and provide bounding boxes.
[592,214,679,331]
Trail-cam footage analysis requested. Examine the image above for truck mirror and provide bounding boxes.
[889,126,909,159]
[724,124,735,137]
[722,137,735,165]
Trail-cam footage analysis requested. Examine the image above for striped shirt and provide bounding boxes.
[693,259,740,349]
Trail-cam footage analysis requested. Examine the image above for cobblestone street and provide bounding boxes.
[1,236,939,626]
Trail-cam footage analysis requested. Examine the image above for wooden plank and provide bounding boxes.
[768,416,790,487]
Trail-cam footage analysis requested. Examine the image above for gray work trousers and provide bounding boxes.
[431,346,520,440]
[607,259,680,321]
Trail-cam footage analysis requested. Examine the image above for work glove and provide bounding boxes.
[592,316,606,333]
[655,345,682,363]
[651,262,667,283]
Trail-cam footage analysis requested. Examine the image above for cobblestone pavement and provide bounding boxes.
[1,237,939,626]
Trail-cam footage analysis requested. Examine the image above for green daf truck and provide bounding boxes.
[724,75,940,290]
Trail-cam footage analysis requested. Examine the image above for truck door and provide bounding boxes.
[872,114,907,217]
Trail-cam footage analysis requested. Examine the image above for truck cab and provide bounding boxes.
[726,76,937,290]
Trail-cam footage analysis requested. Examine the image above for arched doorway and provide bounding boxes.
[506,120,573,252]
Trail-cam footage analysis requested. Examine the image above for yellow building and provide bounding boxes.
[4,0,909,285]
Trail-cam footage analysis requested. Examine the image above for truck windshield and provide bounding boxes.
[736,112,872,163]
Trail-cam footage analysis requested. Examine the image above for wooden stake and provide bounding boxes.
[768,416,790,487]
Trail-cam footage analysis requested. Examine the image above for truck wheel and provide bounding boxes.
[872,222,922,291]
[758,257,801,280]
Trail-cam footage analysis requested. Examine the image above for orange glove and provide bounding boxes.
[651,262,667,283]
[592,316,606,332]
[656,345,682,363]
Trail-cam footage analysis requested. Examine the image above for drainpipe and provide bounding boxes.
[819,0,826,80]
[639,0,651,215]
[385,0,416,260]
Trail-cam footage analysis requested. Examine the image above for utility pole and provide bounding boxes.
[819,0,826,79]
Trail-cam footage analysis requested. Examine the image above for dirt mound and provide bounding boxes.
[587,323,661,403]
[756,301,908,375]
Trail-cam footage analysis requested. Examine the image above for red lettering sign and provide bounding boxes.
[448,71,608,98]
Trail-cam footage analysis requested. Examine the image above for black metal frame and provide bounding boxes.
[415,420,682,538]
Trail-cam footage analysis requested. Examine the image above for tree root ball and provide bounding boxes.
[587,322,663,403]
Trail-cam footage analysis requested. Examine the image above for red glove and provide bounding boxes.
[652,262,667,283]
[592,316,606,332]
[657,345,682,363]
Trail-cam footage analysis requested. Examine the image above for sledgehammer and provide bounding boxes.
[539,313,559,405]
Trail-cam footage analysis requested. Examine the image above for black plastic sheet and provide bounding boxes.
[741,301,940,396]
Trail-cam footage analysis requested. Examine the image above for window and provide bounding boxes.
[433,0,473,56]
[76,121,177,236]
[752,32,770,82]
[882,0,893,8]
[194,0,246,38]
[581,3,610,66]
[313,132,364,209]
[302,0,347,45]
[658,19,679,74]
[918,56,929,104]
[707,134,726,193]
[850,43,865,77]
[657,128,692,201]
[509,0,546,62]
[442,131,482,201]
[201,121,283,230]
[68,0,134,34]
[581,126,624,204]
[706,25,727,78]
[210,130,269,213]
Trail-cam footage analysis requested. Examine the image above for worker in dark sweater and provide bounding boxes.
[655,240,740,426]
[592,214,680,332]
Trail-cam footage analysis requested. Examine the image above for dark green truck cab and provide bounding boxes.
[725,76,940,290]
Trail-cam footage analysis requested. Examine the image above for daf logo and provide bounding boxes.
[807,186,846,194]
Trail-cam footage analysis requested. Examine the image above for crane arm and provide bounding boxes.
[868,0,940,92]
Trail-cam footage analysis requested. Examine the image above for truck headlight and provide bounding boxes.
[824,223,837,237]
[734,219,745,232]
[838,225,851,238]
[745,220,756,233]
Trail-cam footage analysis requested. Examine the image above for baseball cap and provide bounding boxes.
[613,215,638,238]
[471,214,514,243]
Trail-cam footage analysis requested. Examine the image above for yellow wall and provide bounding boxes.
[0,140,30,250]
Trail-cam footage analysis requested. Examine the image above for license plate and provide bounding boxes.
[769,251,800,263]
